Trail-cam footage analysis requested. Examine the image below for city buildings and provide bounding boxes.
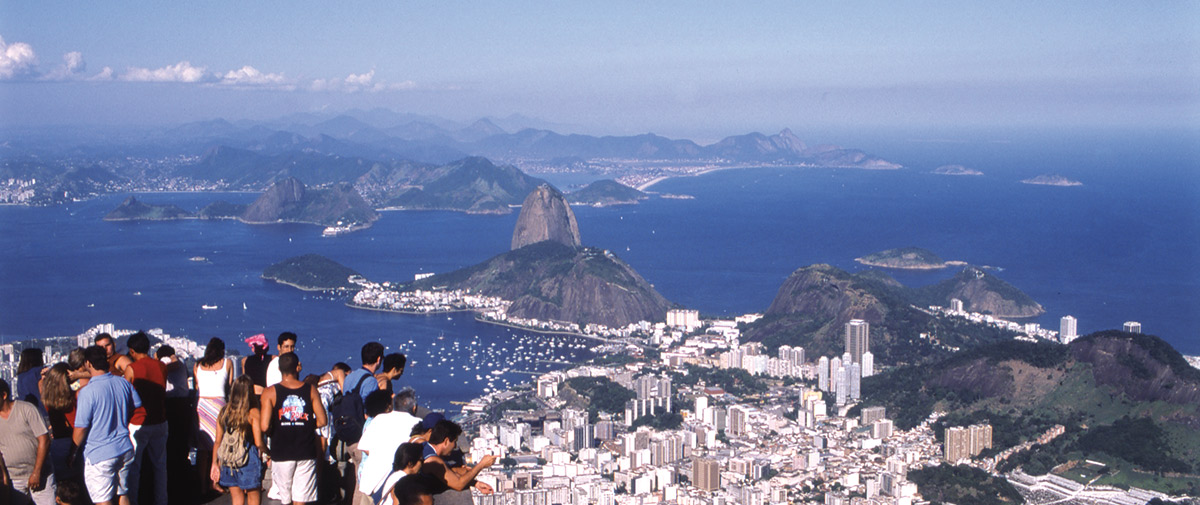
[1123,321,1142,334]
[1060,315,1078,343]
[845,319,870,364]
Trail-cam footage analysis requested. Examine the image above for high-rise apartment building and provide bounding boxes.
[818,356,830,392]
[861,351,874,378]
[1123,321,1142,334]
[1060,315,1078,342]
[694,458,721,491]
[944,424,993,462]
[845,319,870,364]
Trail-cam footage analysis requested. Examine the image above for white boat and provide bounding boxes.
[242,302,247,310]
[201,304,218,310]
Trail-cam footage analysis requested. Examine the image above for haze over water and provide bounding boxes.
[0,129,1196,411]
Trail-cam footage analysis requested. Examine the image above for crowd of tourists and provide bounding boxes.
[0,331,496,505]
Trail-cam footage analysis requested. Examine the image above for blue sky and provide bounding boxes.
[1,1,1197,138]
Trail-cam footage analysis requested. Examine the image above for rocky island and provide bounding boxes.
[1021,174,1082,186]
[855,247,948,270]
[261,254,362,291]
[932,164,984,176]
[566,179,648,207]
[104,196,195,221]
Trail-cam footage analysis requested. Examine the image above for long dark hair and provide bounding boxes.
[16,348,43,375]
[201,337,226,367]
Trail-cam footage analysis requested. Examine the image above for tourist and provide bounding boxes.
[122,332,168,505]
[0,378,56,505]
[316,363,350,453]
[408,413,443,444]
[39,363,79,482]
[241,334,272,396]
[72,345,141,505]
[264,332,297,389]
[194,337,233,496]
[66,348,91,390]
[376,443,424,505]
[94,334,132,377]
[420,420,495,504]
[53,479,91,505]
[350,390,394,505]
[15,348,45,409]
[375,353,407,392]
[388,473,436,505]
[261,352,326,505]
[335,342,385,503]
[358,389,422,504]
[211,376,268,505]
[154,345,192,504]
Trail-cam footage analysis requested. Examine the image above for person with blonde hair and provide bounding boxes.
[39,363,79,482]
[211,376,268,505]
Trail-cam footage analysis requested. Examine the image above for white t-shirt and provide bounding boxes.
[264,356,281,388]
[357,411,422,496]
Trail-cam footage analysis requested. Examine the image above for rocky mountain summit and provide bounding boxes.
[511,184,582,250]
[242,177,379,227]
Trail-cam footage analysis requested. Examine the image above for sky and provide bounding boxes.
[1,1,1197,139]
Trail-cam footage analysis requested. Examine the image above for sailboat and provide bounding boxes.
[243,302,248,310]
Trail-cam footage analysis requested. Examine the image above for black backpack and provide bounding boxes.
[330,372,372,444]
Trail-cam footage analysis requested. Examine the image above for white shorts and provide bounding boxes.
[271,459,318,504]
[84,450,135,504]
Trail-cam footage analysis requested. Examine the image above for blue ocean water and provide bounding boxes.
[1,129,1197,412]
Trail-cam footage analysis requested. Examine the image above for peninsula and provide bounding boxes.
[261,254,362,291]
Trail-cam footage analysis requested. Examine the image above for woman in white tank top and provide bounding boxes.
[193,337,232,493]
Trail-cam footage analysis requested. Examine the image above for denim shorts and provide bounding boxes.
[218,444,263,490]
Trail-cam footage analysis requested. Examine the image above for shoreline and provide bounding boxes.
[263,277,356,293]
[344,302,472,316]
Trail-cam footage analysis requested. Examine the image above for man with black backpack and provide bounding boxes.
[332,342,384,505]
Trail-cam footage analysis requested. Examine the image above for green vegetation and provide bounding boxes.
[908,464,1024,505]
[668,365,769,397]
[197,200,247,218]
[630,406,683,431]
[1076,417,1192,474]
[262,254,362,291]
[564,377,635,422]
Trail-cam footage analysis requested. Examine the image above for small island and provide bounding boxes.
[855,247,947,270]
[566,179,648,207]
[262,254,363,291]
[1021,174,1082,186]
[931,164,983,176]
[104,196,194,221]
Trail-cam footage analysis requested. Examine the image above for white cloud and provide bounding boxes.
[89,66,114,81]
[309,70,417,93]
[42,51,88,80]
[121,61,209,83]
[345,69,375,88]
[219,65,291,89]
[0,36,38,80]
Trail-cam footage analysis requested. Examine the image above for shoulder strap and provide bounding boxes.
[349,372,372,395]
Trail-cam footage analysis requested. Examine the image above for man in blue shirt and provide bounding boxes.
[340,342,383,505]
[72,345,141,505]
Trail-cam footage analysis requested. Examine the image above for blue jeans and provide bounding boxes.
[130,422,169,505]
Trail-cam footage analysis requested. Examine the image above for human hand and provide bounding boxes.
[477,454,498,468]
[210,464,220,484]
[28,467,42,492]
[475,481,494,494]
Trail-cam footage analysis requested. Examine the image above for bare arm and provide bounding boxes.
[424,455,496,491]
[210,417,225,482]
[124,362,136,382]
[250,408,268,461]
[29,433,48,491]
[260,387,275,434]
[310,383,327,428]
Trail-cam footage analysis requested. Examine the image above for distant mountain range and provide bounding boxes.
[2,108,901,207]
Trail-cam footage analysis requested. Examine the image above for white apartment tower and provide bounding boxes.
[861,351,874,378]
[1060,315,1078,343]
[817,356,830,391]
[845,319,870,364]
[1123,321,1142,334]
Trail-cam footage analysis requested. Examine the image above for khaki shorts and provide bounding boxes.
[85,450,135,504]
[271,459,318,504]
